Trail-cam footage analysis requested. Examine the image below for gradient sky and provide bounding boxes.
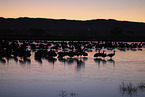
[0,0,145,22]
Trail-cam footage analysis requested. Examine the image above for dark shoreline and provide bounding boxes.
[0,35,145,42]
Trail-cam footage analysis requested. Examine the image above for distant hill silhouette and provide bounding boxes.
[0,17,145,41]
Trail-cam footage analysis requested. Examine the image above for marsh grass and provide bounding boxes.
[70,92,78,97]
[59,90,68,97]
[119,82,137,96]
[138,82,145,90]
[58,82,145,97]
[59,90,78,97]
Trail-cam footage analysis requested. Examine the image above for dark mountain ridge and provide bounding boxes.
[0,17,145,41]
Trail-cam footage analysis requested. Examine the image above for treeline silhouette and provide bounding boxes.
[0,17,145,41]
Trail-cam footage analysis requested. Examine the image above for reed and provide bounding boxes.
[59,90,67,97]
[59,90,78,97]
[138,82,145,90]
[119,82,137,96]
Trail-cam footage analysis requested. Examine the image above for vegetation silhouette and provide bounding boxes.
[119,82,137,97]
[59,90,78,97]
[0,17,145,41]
[119,81,145,97]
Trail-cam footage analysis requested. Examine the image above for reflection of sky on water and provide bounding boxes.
[0,44,145,97]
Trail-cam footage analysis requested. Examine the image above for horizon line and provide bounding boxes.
[0,17,145,23]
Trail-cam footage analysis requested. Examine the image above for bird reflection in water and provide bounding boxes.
[58,57,85,71]
[35,57,42,64]
[24,57,31,64]
[94,58,115,68]
[107,59,115,67]
[67,58,75,65]
[19,57,31,65]
[47,57,57,66]
[94,58,104,68]
[13,56,18,63]
[58,57,68,65]
[82,57,88,61]
[0,58,6,64]
[75,59,85,71]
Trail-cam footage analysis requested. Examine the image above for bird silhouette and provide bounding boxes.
[107,50,115,59]
[101,50,107,58]
[94,50,106,58]
[94,50,101,57]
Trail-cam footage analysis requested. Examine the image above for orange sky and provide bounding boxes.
[0,0,145,22]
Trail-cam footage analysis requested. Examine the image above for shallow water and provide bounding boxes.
[0,41,145,97]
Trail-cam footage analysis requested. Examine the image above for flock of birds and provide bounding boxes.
[0,40,144,64]
[94,50,115,59]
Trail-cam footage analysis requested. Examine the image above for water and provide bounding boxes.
[0,41,145,97]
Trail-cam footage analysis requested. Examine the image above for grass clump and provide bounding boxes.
[138,82,145,90]
[59,90,68,97]
[59,90,78,97]
[120,82,137,92]
[119,82,137,96]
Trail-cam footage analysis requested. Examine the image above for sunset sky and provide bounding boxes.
[0,0,145,22]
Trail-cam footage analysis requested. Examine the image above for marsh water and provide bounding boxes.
[0,41,145,97]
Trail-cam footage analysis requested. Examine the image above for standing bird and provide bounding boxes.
[94,50,101,57]
[47,50,57,58]
[101,51,107,59]
[107,50,115,59]
[94,50,106,58]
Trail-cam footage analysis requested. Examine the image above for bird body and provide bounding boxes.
[107,50,115,58]
[94,50,106,58]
